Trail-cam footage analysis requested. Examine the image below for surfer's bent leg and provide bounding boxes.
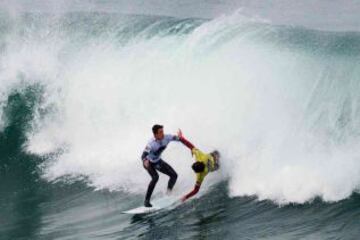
[144,163,159,204]
[157,159,177,190]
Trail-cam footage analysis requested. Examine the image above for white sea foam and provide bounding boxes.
[0,11,359,203]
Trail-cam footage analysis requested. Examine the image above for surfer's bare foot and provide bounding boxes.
[166,188,172,196]
[144,200,152,208]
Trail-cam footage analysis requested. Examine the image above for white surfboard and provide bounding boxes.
[122,196,179,215]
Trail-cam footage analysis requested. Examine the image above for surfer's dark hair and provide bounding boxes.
[152,124,163,135]
[192,162,205,173]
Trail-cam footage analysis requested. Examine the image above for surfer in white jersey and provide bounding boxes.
[141,124,184,207]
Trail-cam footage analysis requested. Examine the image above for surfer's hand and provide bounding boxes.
[177,129,183,139]
[143,159,150,169]
[181,196,186,202]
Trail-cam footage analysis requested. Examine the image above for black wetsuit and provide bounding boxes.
[143,159,177,203]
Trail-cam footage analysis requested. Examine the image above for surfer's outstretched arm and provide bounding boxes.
[181,183,201,202]
[177,129,195,150]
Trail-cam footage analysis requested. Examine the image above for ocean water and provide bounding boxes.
[0,4,359,240]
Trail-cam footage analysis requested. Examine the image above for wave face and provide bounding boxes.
[0,10,360,240]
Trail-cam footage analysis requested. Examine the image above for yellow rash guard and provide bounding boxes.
[192,148,216,184]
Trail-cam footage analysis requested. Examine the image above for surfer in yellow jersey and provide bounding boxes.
[177,130,220,202]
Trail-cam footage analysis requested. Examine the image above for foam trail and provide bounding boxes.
[0,11,360,203]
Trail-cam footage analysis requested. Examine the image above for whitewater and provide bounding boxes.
[0,2,359,239]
